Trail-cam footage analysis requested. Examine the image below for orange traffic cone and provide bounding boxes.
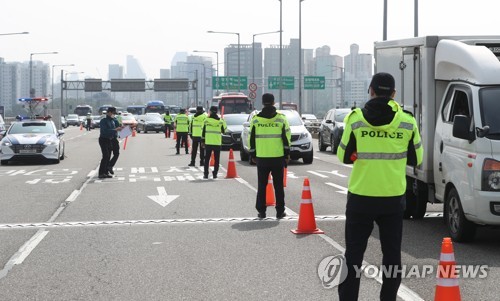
[434,237,461,301]
[80,123,83,131]
[283,167,288,187]
[209,152,215,167]
[266,174,276,206]
[291,178,324,234]
[225,148,238,178]
[173,130,177,140]
[132,128,136,137]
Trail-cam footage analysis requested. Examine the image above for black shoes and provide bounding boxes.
[98,174,112,179]
[203,174,209,179]
[276,212,287,219]
[186,151,189,154]
[200,161,205,166]
[188,162,195,167]
[212,171,217,179]
[107,167,114,175]
[176,152,180,155]
[258,212,266,219]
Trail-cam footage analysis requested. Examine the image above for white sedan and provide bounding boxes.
[0,119,65,165]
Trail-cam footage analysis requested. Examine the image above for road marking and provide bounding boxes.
[147,186,179,207]
[308,171,329,178]
[325,182,348,194]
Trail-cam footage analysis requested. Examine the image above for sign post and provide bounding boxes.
[268,76,295,90]
[304,76,326,89]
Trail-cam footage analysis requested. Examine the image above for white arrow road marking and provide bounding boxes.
[325,182,348,194]
[147,186,179,207]
[318,170,347,178]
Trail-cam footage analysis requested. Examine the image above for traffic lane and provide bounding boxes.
[0,231,38,274]
[0,222,382,300]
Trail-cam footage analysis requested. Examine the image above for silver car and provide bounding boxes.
[240,109,313,164]
[0,119,65,165]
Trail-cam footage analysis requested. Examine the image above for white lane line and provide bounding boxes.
[325,182,348,194]
[0,230,49,280]
[308,171,329,178]
[235,173,423,301]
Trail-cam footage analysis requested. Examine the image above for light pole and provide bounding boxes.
[64,72,84,115]
[279,0,283,108]
[298,0,305,114]
[252,30,281,85]
[207,31,240,91]
[0,31,29,36]
[327,65,345,108]
[193,50,219,96]
[184,62,206,106]
[51,64,74,109]
[30,51,58,97]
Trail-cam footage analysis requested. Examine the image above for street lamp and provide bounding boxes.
[279,0,283,108]
[0,31,29,36]
[252,30,281,85]
[327,65,344,108]
[184,62,206,106]
[30,51,58,97]
[207,30,240,91]
[51,64,74,109]
[298,0,305,115]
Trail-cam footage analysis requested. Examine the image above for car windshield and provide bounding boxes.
[224,114,248,125]
[334,110,350,122]
[280,110,303,126]
[145,115,162,122]
[479,87,500,138]
[302,114,317,120]
[92,115,101,121]
[67,114,78,120]
[9,122,55,134]
[121,115,135,121]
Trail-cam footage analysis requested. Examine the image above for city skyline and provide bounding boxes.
[1,0,499,79]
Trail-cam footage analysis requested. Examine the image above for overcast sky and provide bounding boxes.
[2,0,499,80]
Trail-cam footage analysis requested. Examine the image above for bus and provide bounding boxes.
[211,92,253,114]
[98,105,125,115]
[145,100,166,114]
[74,105,93,116]
[127,105,146,115]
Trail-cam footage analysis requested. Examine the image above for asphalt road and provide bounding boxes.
[0,126,498,300]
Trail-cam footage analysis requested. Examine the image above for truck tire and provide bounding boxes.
[318,135,327,151]
[444,187,476,242]
[403,179,427,219]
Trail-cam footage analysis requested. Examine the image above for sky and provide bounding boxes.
[2,0,500,80]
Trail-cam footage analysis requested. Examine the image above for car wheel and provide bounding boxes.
[60,148,65,160]
[444,187,476,242]
[0,160,8,165]
[303,151,314,164]
[318,134,327,151]
[144,129,148,133]
[331,135,338,154]
[248,153,256,165]
[156,131,159,133]
[240,148,249,161]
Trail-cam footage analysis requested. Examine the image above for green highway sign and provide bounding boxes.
[268,76,295,90]
[304,76,326,89]
[212,76,248,90]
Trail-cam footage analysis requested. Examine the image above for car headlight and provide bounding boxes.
[482,159,500,191]
[1,139,12,146]
[299,132,310,140]
[44,140,58,146]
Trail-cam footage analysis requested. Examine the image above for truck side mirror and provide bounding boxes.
[452,115,475,141]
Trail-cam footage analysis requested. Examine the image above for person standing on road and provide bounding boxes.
[174,108,190,155]
[189,106,207,166]
[163,110,173,138]
[108,111,122,175]
[98,107,123,179]
[249,93,291,219]
[86,113,92,131]
[337,72,423,301]
[201,106,227,179]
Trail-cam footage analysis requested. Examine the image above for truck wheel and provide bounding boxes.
[403,179,427,219]
[240,148,249,161]
[318,135,327,151]
[444,188,476,242]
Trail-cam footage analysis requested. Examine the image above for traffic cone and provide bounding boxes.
[173,130,177,140]
[132,128,136,137]
[266,174,276,206]
[209,152,215,167]
[225,148,238,178]
[79,123,83,131]
[291,178,324,234]
[283,167,288,187]
[434,237,461,301]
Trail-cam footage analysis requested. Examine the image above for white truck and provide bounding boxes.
[374,36,500,242]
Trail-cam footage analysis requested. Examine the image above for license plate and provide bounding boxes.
[19,149,36,154]
[236,138,241,142]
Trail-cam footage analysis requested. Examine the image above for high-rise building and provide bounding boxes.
[343,44,372,108]
[313,46,343,115]
[108,64,124,79]
[125,55,146,79]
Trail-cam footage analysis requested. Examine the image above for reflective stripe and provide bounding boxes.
[356,152,407,160]
[351,121,365,130]
[303,186,310,191]
[399,122,413,130]
[414,141,422,149]
[252,119,259,124]
[301,198,312,204]
[436,277,459,287]
[206,130,221,134]
[440,253,455,262]
[275,118,285,123]
[339,141,346,150]
[256,134,282,138]
[192,125,202,128]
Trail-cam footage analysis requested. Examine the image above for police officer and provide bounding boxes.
[201,106,227,179]
[249,93,291,219]
[163,110,173,138]
[86,113,92,131]
[98,107,123,179]
[174,108,190,155]
[108,111,121,175]
[189,106,207,166]
[337,72,423,301]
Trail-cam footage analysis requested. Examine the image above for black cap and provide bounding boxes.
[107,106,117,113]
[196,106,203,112]
[179,108,186,113]
[209,106,218,113]
[262,93,275,105]
[369,72,395,96]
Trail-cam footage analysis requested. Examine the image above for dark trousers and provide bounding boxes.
[86,119,92,131]
[338,196,403,301]
[255,158,285,214]
[190,136,205,164]
[109,137,120,169]
[204,145,221,176]
[98,137,113,175]
[176,132,189,153]
[164,124,172,137]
